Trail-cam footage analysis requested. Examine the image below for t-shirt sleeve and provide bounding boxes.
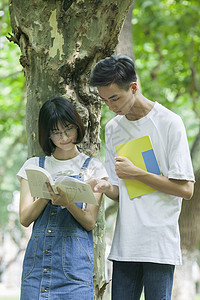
[84,157,108,181]
[167,116,195,181]
[105,123,119,186]
[17,157,40,181]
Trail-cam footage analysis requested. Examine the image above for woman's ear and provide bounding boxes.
[129,82,137,94]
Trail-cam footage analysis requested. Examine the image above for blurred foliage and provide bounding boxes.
[0,0,199,294]
[0,0,200,231]
[0,0,27,229]
[132,0,200,155]
[99,104,115,159]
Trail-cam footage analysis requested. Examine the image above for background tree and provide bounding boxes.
[0,1,27,284]
[6,0,133,298]
[2,0,200,298]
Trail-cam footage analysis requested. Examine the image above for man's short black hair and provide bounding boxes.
[90,54,137,90]
[38,97,85,155]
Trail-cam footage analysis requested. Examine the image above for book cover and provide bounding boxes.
[25,164,98,205]
[115,135,162,199]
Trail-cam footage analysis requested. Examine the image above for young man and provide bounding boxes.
[90,54,195,300]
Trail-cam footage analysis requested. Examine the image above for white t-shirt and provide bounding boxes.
[17,153,108,185]
[105,102,195,265]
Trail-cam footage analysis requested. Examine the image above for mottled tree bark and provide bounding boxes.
[116,2,134,59]
[172,172,200,299]
[8,0,133,298]
[171,112,200,300]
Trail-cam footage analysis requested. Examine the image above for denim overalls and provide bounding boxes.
[21,156,94,300]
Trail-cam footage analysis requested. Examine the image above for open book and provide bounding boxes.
[25,164,98,205]
[115,135,162,199]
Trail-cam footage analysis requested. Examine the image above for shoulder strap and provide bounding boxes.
[80,157,93,170]
[39,156,45,168]
[39,156,91,171]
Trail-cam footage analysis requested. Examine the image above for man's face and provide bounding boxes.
[97,83,136,115]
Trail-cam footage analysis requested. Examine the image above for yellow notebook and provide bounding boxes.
[115,135,162,199]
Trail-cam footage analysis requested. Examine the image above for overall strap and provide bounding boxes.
[80,157,93,171]
[39,156,45,168]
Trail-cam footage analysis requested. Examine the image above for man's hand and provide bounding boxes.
[115,156,143,179]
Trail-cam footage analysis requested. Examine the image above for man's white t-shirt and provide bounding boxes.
[105,102,194,265]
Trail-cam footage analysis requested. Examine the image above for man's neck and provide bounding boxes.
[125,93,154,121]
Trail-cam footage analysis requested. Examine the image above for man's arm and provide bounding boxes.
[115,156,194,200]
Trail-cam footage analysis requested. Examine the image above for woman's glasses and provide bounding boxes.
[49,125,77,141]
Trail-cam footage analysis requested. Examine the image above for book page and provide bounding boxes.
[55,180,98,205]
[25,164,56,199]
[25,165,97,204]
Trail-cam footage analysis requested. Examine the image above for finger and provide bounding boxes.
[94,183,105,193]
[52,199,59,206]
[85,178,99,190]
[46,182,55,193]
[56,186,61,194]
[85,178,98,185]
[94,184,101,192]
[115,156,126,162]
[56,187,66,198]
[115,162,121,169]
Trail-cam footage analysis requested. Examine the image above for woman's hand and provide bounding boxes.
[19,178,50,227]
[92,179,119,201]
[85,178,100,191]
[46,182,73,208]
[93,179,112,194]
[46,182,103,231]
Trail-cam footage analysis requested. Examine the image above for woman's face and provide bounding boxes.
[49,121,78,152]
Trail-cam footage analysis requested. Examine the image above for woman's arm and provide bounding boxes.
[19,178,49,227]
[65,192,103,231]
[46,182,103,231]
[115,156,194,200]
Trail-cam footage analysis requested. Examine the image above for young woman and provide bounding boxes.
[17,96,108,300]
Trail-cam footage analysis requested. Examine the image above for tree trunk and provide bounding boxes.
[172,124,200,299]
[116,2,134,60]
[172,171,200,299]
[8,0,132,298]
[115,1,142,91]
[172,250,197,300]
